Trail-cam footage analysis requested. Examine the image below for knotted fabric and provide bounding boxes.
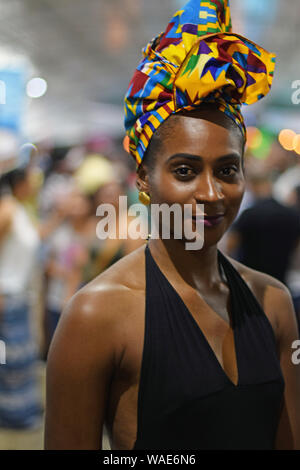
[124,0,276,168]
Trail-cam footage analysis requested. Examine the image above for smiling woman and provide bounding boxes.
[134,106,245,254]
[45,0,300,450]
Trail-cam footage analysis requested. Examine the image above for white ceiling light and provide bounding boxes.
[26,77,47,98]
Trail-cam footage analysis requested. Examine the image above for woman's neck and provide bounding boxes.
[148,237,222,291]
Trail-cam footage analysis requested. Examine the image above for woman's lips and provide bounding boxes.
[192,214,225,227]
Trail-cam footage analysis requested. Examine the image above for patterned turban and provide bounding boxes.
[124,0,276,168]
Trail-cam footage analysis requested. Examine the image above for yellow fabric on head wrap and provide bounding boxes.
[124,0,276,168]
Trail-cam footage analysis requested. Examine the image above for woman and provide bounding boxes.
[0,168,42,429]
[45,0,300,449]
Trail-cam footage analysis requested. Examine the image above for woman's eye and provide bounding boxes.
[219,166,238,177]
[174,167,194,177]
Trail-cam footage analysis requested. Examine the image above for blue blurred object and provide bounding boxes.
[0,68,26,134]
[243,0,278,20]
[240,0,279,42]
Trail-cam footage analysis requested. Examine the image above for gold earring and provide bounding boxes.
[139,191,151,206]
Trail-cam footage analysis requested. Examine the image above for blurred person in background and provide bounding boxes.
[74,154,145,283]
[38,147,79,218]
[225,173,300,284]
[86,178,146,281]
[264,141,294,181]
[0,162,70,432]
[286,185,300,328]
[273,153,300,206]
[0,168,42,430]
[43,188,96,352]
[44,154,145,350]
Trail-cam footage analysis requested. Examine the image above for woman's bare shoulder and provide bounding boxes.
[227,255,289,299]
[225,254,296,340]
[61,243,147,325]
[85,243,147,294]
[48,244,147,371]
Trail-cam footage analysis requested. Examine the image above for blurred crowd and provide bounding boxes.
[0,138,145,447]
[222,141,300,320]
[0,136,299,448]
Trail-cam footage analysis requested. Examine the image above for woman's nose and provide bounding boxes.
[193,172,224,203]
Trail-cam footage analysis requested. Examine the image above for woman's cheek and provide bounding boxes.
[226,191,245,223]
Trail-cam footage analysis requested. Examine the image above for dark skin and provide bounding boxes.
[45,110,300,450]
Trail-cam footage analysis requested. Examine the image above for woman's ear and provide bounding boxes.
[136,164,150,193]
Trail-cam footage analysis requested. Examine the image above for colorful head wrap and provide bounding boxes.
[124,0,276,168]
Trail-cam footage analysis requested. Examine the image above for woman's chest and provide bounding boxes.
[105,291,240,450]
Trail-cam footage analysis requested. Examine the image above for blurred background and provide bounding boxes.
[0,0,299,450]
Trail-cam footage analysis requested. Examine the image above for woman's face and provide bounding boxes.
[138,111,245,248]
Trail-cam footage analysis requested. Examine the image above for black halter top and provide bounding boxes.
[133,244,285,450]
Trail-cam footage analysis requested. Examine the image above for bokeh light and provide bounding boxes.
[247,127,263,150]
[26,77,48,98]
[123,135,130,153]
[278,129,296,151]
[293,134,300,155]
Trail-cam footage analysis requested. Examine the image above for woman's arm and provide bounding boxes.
[274,285,300,449]
[45,287,117,449]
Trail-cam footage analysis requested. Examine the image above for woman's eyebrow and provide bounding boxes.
[166,152,241,163]
[217,153,241,163]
